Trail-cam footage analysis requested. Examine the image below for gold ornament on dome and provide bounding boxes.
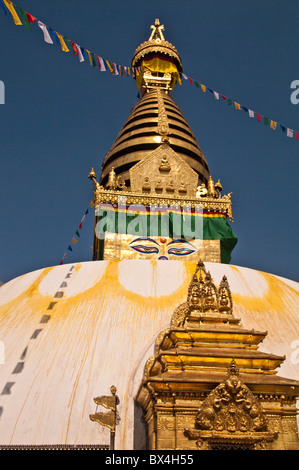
[184,360,277,450]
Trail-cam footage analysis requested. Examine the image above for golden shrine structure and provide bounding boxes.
[0,19,298,452]
[85,19,299,450]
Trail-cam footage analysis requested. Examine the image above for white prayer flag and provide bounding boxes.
[98,56,106,71]
[213,91,220,100]
[182,73,188,80]
[38,21,53,44]
[287,128,293,138]
[248,109,254,118]
[76,44,84,62]
[112,63,119,75]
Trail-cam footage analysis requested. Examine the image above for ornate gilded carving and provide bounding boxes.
[131,19,182,72]
[171,261,233,327]
[157,88,170,137]
[184,361,277,450]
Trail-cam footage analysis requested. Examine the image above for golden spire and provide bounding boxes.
[131,19,183,95]
[149,18,165,41]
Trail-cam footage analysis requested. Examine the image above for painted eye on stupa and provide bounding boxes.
[167,247,196,256]
[130,244,159,254]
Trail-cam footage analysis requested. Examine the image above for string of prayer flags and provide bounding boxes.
[181,74,299,141]
[3,1,298,142]
[59,208,89,265]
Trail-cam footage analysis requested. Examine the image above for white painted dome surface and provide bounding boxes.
[0,260,298,449]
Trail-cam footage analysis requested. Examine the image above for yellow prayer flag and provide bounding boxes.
[200,84,206,92]
[71,237,78,245]
[56,33,69,52]
[105,60,114,73]
[235,102,241,110]
[86,50,93,66]
[270,120,277,129]
[3,0,22,25]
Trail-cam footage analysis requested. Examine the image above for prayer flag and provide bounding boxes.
[70,41,78,56]
[59,253,67,265]
[79,222,82,230]
[270,120,277,129]
[86,50,93,66]
[105,59,114,73]
[296,132,299,141]
[287,128,293,138]
[194,81,200,88]
[76,44,84,62]
[96,56,106,71]
[64,37,74,52]
[182,74,188,80]
[71,237,78,244]
[49,28,60,44]
[16,7,31,30]
[75,230,80,237]
[227,99,233,106]
[280,125,286,133]
[248,109,254,118]
[213,91,220,100]
[26,12,36,24]
[256,113,262,122]
[188,77,193,84]
[263,117,269,125]
[3,0,22,24]
[234,102,241,110]
[38,21,54,44]
[200,84,206,92]
[67,245,73,252]
[90,52,97,67]
[56,33,69,52]
[221,95,227,100]
[112,63,119,75]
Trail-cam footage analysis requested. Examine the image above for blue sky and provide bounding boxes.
[0,0,298,283]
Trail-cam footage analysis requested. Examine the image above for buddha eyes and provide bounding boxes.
[130,243,196,256]
[130,244,159,254]
[167,247,196,256]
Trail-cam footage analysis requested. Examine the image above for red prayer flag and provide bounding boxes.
[221,95,227,100]
[79,222,82,229]
[296,132,299,141]
[26,12,36,23]
[256,113,262,122]
[70,41,78,56]
[188,77,194,84]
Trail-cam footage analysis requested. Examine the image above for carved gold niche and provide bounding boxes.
[129,143,199,198]
[185,361,276,450]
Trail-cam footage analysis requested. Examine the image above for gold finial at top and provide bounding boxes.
[88,167,97,180]
[149,18,165,41]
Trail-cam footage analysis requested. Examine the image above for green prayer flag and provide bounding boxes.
[64,37,74,53]
[227,99,233,106]
[263,117,269,125]
[91,52,97,67]
[75,230,80,237]
[17,7,32,30]
[194,81,200,88]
